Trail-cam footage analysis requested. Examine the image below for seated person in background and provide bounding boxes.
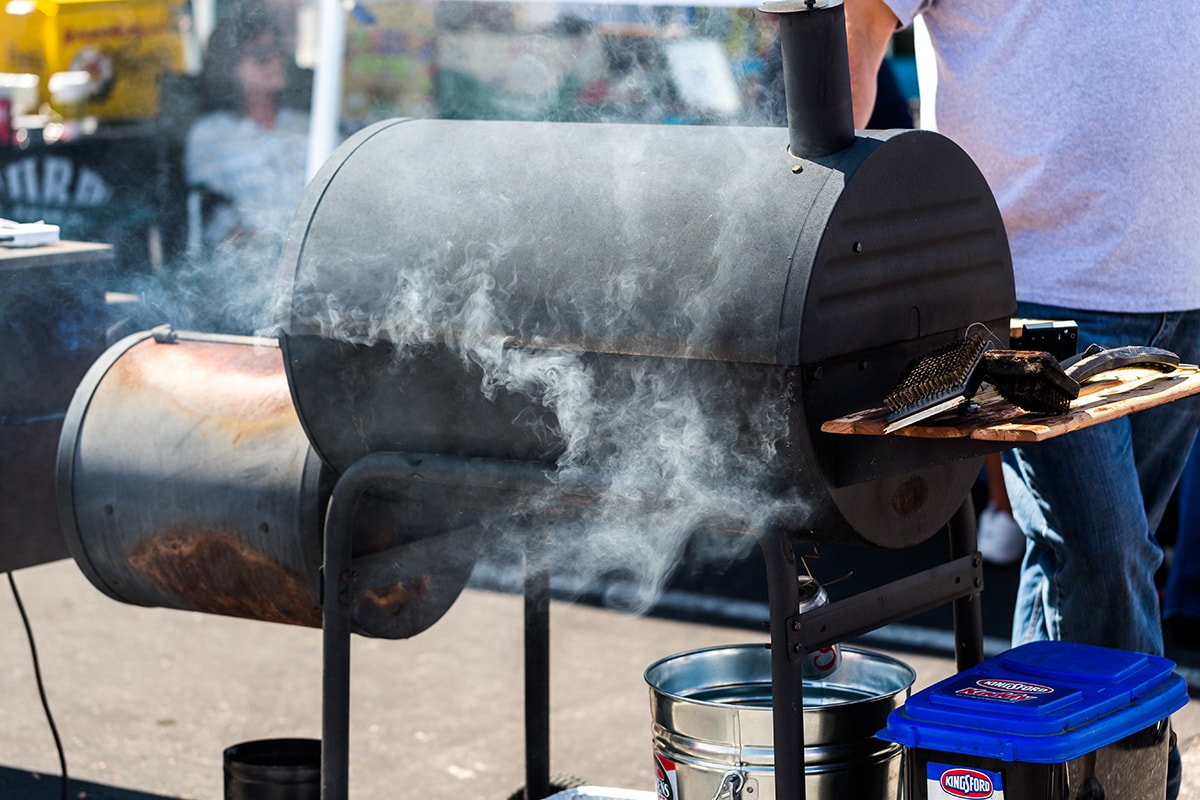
[186,2,309,254]
[181,1,310,334]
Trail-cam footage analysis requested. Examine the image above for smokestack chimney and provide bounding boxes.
[759,0,856,159]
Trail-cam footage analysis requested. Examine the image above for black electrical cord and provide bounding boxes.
[7,572,69,800]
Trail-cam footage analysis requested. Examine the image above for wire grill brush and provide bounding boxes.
[982,350,1080,414]
[883,333,992,432]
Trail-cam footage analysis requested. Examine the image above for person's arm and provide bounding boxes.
[844,0,901,128]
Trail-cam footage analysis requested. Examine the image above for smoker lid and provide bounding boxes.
[277,119,799,364]
[276,118,1011,374]
[275,119,1011,368]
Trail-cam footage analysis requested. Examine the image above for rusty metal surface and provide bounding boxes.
[127,527,322,627]
[58,330,474,638]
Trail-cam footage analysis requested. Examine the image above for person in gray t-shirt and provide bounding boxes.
[179,0,311,335]
[846,2,1200,797]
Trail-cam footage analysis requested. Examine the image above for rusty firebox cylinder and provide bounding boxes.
[56,327,474,638]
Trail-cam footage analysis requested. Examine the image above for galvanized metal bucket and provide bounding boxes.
[645,644,914,800]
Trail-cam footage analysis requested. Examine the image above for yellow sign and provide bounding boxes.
[0,0,185,121]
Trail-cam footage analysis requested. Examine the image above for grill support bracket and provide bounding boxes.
[791,552,984,655]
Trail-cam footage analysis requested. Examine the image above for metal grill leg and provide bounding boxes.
[758,526,806,800]
[321,473,357,800]
[315,453,571,800]
[524,527,552,800]
[948,497,985,671]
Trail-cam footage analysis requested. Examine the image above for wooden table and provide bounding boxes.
[823,363,1200,443]
[0,239,112,269]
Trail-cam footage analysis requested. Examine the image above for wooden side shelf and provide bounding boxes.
[822,364,1200,443]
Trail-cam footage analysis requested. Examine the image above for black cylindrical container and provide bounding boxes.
[765,0,857,158]
[224,738,320,800]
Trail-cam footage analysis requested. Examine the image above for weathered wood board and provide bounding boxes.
[822,364,1200,443]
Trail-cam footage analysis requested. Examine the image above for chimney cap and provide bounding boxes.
[758,0,843,13]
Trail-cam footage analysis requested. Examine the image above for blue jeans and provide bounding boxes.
[1001,303,1200,656]
[1165,443,1200,620]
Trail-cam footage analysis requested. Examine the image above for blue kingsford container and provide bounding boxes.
[878,641,1189,799]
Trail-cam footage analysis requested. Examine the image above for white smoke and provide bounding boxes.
[359,238,802,615]
[278,118,809,616]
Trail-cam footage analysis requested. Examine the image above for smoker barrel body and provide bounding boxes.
[56,329,473,637]
[276,119,1015,548]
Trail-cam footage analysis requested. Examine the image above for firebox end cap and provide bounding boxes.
[758,0,842,13]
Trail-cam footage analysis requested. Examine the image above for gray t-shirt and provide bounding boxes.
[885,0,1200,313]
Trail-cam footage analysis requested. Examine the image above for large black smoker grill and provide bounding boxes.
[58,2,1017,799]
[273,2,1013,798]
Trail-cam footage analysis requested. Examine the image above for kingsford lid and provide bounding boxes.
[879,640,1189,763]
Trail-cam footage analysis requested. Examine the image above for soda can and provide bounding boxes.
[798,575,842,680]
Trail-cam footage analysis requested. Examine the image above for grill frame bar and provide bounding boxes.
[317,451,986,800]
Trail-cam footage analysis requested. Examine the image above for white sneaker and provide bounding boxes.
[977,505,1025,565]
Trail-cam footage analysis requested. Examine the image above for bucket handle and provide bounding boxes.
[709,770,745,800]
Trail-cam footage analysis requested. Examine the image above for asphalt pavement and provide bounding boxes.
[0,558,1196,800]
